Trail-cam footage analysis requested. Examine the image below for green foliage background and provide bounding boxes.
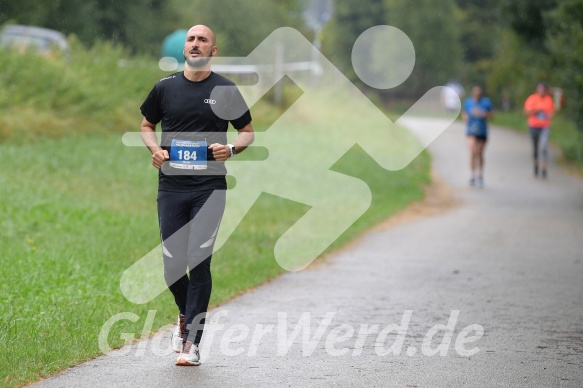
[1,0,582,132]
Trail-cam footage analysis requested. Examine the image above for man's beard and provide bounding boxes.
[185,55,212,68]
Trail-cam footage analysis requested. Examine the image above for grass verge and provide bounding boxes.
[492,111,583,172]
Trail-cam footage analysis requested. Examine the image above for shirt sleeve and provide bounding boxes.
[140,85,163,124]
[228,87,252,130]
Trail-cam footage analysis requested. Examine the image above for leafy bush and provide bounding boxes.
[0,38,163,142]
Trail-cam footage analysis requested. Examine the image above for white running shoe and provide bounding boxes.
[171,314,185,353]
[176,341,200,366]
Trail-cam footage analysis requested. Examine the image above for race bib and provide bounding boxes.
[169,139,208,170]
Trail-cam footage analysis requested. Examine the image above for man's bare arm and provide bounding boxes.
[140,117,168,169]
[208,122,255,161]
[461,110,468,123]
[232,123,255,154]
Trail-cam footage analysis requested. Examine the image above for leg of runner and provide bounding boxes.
[467,136,478,185]
[157,191,192,353]
[176,189,225,366]
[157,191,192,316]
[475,138,486,187]
[529,127,541,177]
[539,128,550,178]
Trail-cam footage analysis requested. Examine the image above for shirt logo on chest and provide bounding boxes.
[204,99,217,105]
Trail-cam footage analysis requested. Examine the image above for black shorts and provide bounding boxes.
[468,134,487,142]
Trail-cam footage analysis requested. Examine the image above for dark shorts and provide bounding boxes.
[468,134,487,142]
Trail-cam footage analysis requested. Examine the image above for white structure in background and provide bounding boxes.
[442,80,465,113]
[159,52,323,106]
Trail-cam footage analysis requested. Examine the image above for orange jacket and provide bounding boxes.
[524,94,554,128]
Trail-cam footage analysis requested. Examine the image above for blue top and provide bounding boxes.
[464,97,493,137]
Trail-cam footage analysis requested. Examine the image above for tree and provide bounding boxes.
[169,0,307,57]
[455,0,499,62]
[322,0,386,78]
[483,29,551,109]
[0,0,178,53]
[322,0,462,101]
[545,0,583,128]
[384,0,463,98]
[454,0,501,85]
[503,0,557,47]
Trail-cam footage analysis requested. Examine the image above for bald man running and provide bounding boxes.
[140,25,254,366]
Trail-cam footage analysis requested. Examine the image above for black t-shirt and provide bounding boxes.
[140,72,252,192]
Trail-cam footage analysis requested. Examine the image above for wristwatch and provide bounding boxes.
[227,144,236,158]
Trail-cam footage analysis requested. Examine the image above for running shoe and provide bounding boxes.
[541,169,547,179]
[171,314,185,353]
[475,178,484,188]
[534,165,539,177]
[176,341,201,366]
[469,177,476,186]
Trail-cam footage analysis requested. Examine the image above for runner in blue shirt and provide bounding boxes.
[462,85,494,187]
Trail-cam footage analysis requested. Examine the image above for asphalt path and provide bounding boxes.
[33,119,583,387]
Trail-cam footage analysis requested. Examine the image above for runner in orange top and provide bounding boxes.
[524,83,555,178]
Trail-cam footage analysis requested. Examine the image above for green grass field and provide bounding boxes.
[0,46,431,387]
[0,131,429,386]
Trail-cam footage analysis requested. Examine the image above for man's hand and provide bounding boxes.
[141,118,168,169]
[209,143,229,161]
[152,149,169,169]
